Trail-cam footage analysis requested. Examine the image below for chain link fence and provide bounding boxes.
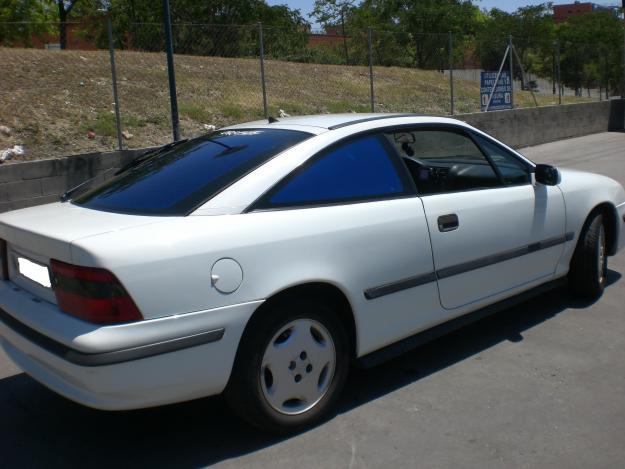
[1,19,623,161]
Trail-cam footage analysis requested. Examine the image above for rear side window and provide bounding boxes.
[256,134,411,209]
[73,129,311,215]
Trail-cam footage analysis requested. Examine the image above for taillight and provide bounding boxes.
[0,239,8,280]
[50,260,143,324]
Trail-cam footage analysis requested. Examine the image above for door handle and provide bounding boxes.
[438,214,459,232]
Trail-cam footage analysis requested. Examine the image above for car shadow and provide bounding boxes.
[0,270,621,469]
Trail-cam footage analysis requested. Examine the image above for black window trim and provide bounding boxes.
[246,131,417,212]
[467,130,533,187]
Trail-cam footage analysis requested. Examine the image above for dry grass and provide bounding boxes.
[0,47,591,162]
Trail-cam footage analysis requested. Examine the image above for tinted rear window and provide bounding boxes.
[73,129,311,216]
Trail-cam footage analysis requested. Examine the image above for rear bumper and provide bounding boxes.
[0,284,262,410]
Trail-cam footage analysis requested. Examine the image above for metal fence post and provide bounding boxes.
[162,0,180,141]
[509,35,514,109]
[622,0,625,98]
[368,27,375,113]
[106,15,123,151]
[258,22,268,119]
[448,31,454,115]
[556,39,562,104]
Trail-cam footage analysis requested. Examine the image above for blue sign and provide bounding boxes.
[480,71,512,111]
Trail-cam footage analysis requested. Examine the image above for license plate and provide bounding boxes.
[17,257,51,288]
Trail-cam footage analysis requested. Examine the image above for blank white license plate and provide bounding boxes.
[17,257,51,288]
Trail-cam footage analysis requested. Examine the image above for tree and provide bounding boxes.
[311,0,356,64]
[475,3,556,88]
[0,0,54,46]
[49,0,81,49]
[65,0,308,56]
[557,11,624,96]
[394,0,482,68]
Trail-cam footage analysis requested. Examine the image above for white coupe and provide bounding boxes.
[1,114,624,433]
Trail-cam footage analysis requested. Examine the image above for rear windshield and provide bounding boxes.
[72,129,311,216]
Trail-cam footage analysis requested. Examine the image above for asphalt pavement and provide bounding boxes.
[1,131,624,469]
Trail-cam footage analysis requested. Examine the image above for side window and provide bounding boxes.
[472,134,530,185]
[257,134,411,208]
[385,129,501,195]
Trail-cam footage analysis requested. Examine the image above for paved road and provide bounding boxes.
[1,132,624,469]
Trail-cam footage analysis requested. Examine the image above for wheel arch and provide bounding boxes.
[584,202,619,256]
[235,282,358,363]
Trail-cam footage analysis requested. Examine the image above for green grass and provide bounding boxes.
[81,113,146,137]
[220,104,245,119]
[179,102,213,122]
[0,47,592,162]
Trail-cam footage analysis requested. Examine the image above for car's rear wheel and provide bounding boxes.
[568,212,607,299]
[226,297,349,433]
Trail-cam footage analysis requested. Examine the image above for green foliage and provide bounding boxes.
[557,11,624,94]
[103,0,310,56]
[475,4,555,77]
[0,0,55,45]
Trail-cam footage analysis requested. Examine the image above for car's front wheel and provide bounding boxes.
[569,212,608,299]
[226,296,349,433]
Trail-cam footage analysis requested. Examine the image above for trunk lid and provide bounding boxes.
[0,202,166,301]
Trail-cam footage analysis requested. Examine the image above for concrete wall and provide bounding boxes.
[459,99,624,149]
[0,148,149,213]
[1,99,624,214]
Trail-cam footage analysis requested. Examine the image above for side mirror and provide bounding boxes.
[534,164,560,186]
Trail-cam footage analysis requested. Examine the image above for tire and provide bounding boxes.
[225,296,349,434]
[568,212,608,299]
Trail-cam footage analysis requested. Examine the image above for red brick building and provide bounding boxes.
[307,27,347,49]
[553,2,615,23]
[27,23,100,50]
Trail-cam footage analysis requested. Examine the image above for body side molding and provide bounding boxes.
[364,232,574,300]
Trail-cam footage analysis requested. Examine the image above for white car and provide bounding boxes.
[1,114,624,433]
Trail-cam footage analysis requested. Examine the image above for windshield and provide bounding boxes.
[72,129,312,216]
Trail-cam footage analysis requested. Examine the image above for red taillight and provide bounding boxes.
[0,239,8,281]
[50,260,143,324]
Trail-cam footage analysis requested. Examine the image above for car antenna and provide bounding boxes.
[267,116,279,123]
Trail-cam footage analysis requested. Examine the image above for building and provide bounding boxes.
[307,27,347,49]
[553,2,618,23]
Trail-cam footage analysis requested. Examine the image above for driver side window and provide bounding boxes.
[385,129,501,195]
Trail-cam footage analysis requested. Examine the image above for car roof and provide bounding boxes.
[222,113,468,134]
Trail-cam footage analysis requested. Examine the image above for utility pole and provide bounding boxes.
[556,39,562,105]
[621,0,625,97]
[258,23,268,118]
[341,6,349,65]
[162,0,180,141]
[509,35,514,108]
[106,15,123,150]
[449,31,454,115]
[368,27,375,112]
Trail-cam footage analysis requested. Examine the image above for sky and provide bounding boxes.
[266,0,621,28]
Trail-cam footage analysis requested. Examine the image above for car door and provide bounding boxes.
[385,126,566,310]
[249,132,444,355]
